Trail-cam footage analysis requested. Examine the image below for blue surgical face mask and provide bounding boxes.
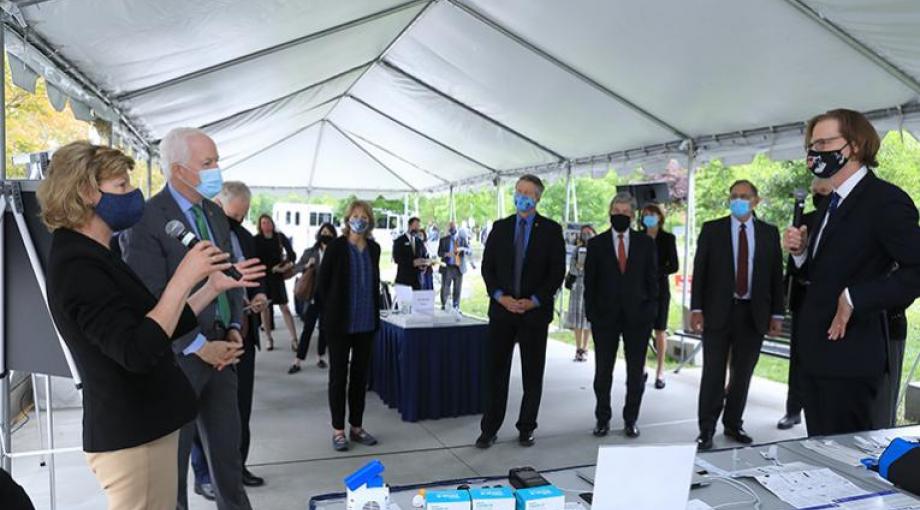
[194,167,223,199]
[349,217,368,234]
[514,192,536,213]
[642,215,659,229]
[95,188,145,232]
[730,198,752,219]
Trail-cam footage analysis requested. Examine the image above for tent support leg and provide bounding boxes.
[677,143,696,372]
[449,185,456,222]
[563,164,572,224]
[0,23,10,474]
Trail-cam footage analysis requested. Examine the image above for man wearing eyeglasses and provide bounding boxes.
[785,109,920,436]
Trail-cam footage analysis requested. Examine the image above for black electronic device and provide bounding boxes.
[508,467,550,489]
[165,219,243,280]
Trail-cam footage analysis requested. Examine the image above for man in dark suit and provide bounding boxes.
[122,128,252,510]
[439,221,470,309]
[691,179,785,451]
[584,192,658,439]
[778,178,834,431]
[392,217,427,290]
[476,174,565,449]
[785,109,920,436]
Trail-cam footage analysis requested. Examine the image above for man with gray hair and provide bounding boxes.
[584,191,659,438]
[122,127,253,509]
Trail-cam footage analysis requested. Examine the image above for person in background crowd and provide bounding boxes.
[477,174,565,449]
[585,193,658,439]
[565,225,596,362]
[785,108,920,436]
[692,179,785,451]
[316,201,382,452]
[439,221,470,310]
[288,222,337,373]
[640,203,679,390]
[777,178,832,430]
[417,228,435,290]
[254,214,298,351]
[393,217,428,290]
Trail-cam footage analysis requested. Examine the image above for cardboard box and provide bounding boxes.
[426,490,471,510]
[470,487,515,510]
[515,486,564,510]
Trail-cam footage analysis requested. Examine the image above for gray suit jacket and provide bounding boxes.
[121,187,244,354]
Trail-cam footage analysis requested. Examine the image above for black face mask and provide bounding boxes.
[610,214,631,233]
[319,234,335,245]
[807,145,849,178]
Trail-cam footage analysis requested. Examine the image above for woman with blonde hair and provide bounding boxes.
[316,200,381,451]
[40,141,263,509]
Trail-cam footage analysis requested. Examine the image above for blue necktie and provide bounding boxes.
[513,219,526,297]
[827,192,841,218]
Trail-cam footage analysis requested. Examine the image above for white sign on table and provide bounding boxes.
[412,290,435,316]
[592,443,697,510]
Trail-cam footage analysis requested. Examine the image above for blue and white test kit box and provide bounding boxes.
[426,489,471,510]
[515,486,564,510]
[469,487,515,510]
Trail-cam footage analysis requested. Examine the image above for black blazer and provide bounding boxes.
[47,229,198,453]
[584,229,659,329]
[392,233,425,289]
[481,213,566,324]
[796,171,920,378]
[652,230,679,296]
[228,218,266,347]
[316,236,381,336]
[691,216,785,335]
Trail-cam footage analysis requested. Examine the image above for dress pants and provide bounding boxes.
[480,313,549,436]
[297,302,326,361]
[176,354,251,510]
[593,317,651,426]
[783,316,805,417]
[698,300,764,434]
[440,266,463,309]
[802,373,885,436]
[85,430,179,510]
[327,331,374,430]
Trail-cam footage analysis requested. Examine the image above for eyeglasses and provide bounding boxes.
[807,136,846,151]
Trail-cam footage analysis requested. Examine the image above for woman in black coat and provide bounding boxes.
[39,142,262,509]
[254,214,298,350]
[315,201,381,452]
[641,203,679,389]
[288,222,337,373]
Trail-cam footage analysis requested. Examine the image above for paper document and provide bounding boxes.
[730,461,823,479]
[755,468,867,509]
[802,440,871,467]
[412,290,435,316]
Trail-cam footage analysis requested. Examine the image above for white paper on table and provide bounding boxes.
[801,440,870,467]
[592,443,697,510]
[834,490,920,509]
[412,290,435,316]
[755,468,867,509]
[393,284,413,311]
[687,500,715,510]
[730,462,823,479]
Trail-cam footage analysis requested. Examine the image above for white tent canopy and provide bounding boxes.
[4,0,920,196]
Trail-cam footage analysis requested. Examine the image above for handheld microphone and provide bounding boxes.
[792,188,806,228]
[166,220,243,280]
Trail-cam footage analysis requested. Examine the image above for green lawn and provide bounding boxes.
[388,244,919,425]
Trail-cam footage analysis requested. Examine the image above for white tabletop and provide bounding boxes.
[380,310,487,329]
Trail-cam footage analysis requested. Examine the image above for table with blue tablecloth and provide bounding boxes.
[370,312,489,422]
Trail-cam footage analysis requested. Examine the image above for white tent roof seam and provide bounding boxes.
[3,0,919,196]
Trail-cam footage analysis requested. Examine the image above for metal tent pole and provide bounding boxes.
[0,22,10,474]
[572,176,580,223]
[449,185,456,222]
[414,194,420,217]
[495,177,504,219]
[563,164,572,223]
[676,143,697,371]
[146,155,153,197]
[44,374,56,510]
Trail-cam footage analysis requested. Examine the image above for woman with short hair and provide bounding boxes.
[641,203,679,389]
[40,142,262,510]
[316,200,381,451]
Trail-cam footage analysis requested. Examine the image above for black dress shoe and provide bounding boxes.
[624,423,640,438]
[696,434,714,452]
[242,468,265,487]
[519,432,535,447]
[593,423,610,437]
[194,482,216,501]
[777,413,801,430]
[287,364,301,374]
[654,378,666,390]
[724,427,753,445]
[475,434,497,449]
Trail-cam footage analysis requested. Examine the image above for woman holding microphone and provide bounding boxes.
[41,142,264,510]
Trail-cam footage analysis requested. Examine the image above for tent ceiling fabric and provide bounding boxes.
[12,0,920,196]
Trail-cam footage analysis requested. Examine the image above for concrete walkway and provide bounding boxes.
[10,326,804,509]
